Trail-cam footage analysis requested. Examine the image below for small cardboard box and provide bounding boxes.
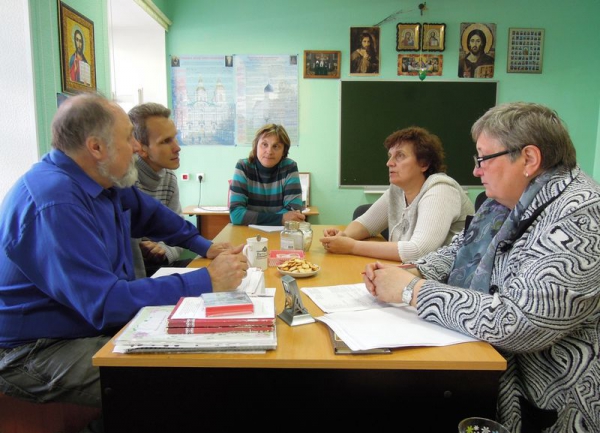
[268,250,304,267]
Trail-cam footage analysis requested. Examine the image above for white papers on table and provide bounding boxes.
[151,267,197,278]
[317,307,478,351]
[302,283,393,313]
[236,267,274,296]
[303,283,478,351]
[151,267,275,297]
[301,207,310,214]
[249,225,284,233]
[195,206,229,212]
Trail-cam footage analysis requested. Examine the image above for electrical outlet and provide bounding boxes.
[180,173,190,181]
[196,173,205,182]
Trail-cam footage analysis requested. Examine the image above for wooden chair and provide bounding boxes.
[0,392,101,433]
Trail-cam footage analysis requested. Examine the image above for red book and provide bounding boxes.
[168,316,275,328]
[166,325,275,335]
[167,296,275,328]
[200,291,254,317]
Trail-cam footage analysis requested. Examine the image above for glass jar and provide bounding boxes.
[280,221,303,250]
[299,222,313,252]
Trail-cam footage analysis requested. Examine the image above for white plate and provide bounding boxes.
[277,265,320,278]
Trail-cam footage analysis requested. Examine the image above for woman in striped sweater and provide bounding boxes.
[229,124,305,226]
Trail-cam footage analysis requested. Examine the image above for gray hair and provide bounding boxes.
[128,102,171,146]
[471,102,576,170]
[51,93,114,153]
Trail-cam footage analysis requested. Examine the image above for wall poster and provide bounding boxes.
[171,55,299,146]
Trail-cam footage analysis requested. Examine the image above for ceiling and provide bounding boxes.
[109,0,159,30]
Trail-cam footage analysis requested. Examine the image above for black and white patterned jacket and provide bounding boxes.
[413,166,600,433]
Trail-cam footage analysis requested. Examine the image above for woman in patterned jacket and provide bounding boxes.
[363,102,600,433]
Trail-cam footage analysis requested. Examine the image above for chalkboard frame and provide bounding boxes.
[339,80,498,188]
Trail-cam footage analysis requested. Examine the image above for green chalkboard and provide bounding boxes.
[340,81,497,187]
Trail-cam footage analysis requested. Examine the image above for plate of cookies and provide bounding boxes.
[277,258,320,278]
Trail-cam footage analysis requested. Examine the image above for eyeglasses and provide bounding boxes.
[473,149,517,169]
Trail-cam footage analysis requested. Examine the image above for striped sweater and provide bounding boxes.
[229,158,303,226]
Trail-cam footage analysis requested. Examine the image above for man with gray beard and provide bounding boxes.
[0,93,248,432]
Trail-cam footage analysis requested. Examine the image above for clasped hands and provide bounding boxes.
[362,262,420,304]
[319,228,356,254]
[139,240,168,264]
[357,48,370,60]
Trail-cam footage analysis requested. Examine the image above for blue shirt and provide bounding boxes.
[0,150,213,347]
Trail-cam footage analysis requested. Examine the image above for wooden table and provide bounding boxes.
[93,225,506,432]
[183,205,320,239]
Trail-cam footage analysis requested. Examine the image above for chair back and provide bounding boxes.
[353,204,389,240]
[474,191,487,211]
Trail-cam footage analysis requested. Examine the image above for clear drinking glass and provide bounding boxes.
[298,222,313,252]
[458,417,510,433]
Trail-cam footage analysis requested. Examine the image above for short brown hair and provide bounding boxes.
[248,124,291,163]
[383,126,446,177]
[128,102,171,147]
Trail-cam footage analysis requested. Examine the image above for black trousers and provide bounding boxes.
[519,396,558,433]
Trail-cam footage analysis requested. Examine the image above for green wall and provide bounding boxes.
[30,0,110,156]
[29,0,600,227]
[162,0,600,225]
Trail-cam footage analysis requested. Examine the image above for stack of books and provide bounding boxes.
[198,291,255,317]
[167,294,275,334]
[114,292,276,354]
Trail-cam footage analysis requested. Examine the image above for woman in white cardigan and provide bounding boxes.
[320,126,474,262]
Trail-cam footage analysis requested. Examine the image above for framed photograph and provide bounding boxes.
[398,54,443,77]
[303,51,341,79]
[507,28,544,74]
[350,27,380,75]
[396,23,421,51]
[422,23,446,51]
[58,1,97,93]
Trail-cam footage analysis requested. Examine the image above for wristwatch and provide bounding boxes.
[402,277,420,305]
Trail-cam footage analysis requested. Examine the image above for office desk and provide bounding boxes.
[93,225,506,432]
[183,205,320,239]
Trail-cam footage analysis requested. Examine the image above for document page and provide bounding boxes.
[302,283,392,313]
[317,307,478,351]
[151,267,197,278]
[249,225,284,233]
[152,267,275,297]
[196,206,229,212]
[303,283,478,351]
